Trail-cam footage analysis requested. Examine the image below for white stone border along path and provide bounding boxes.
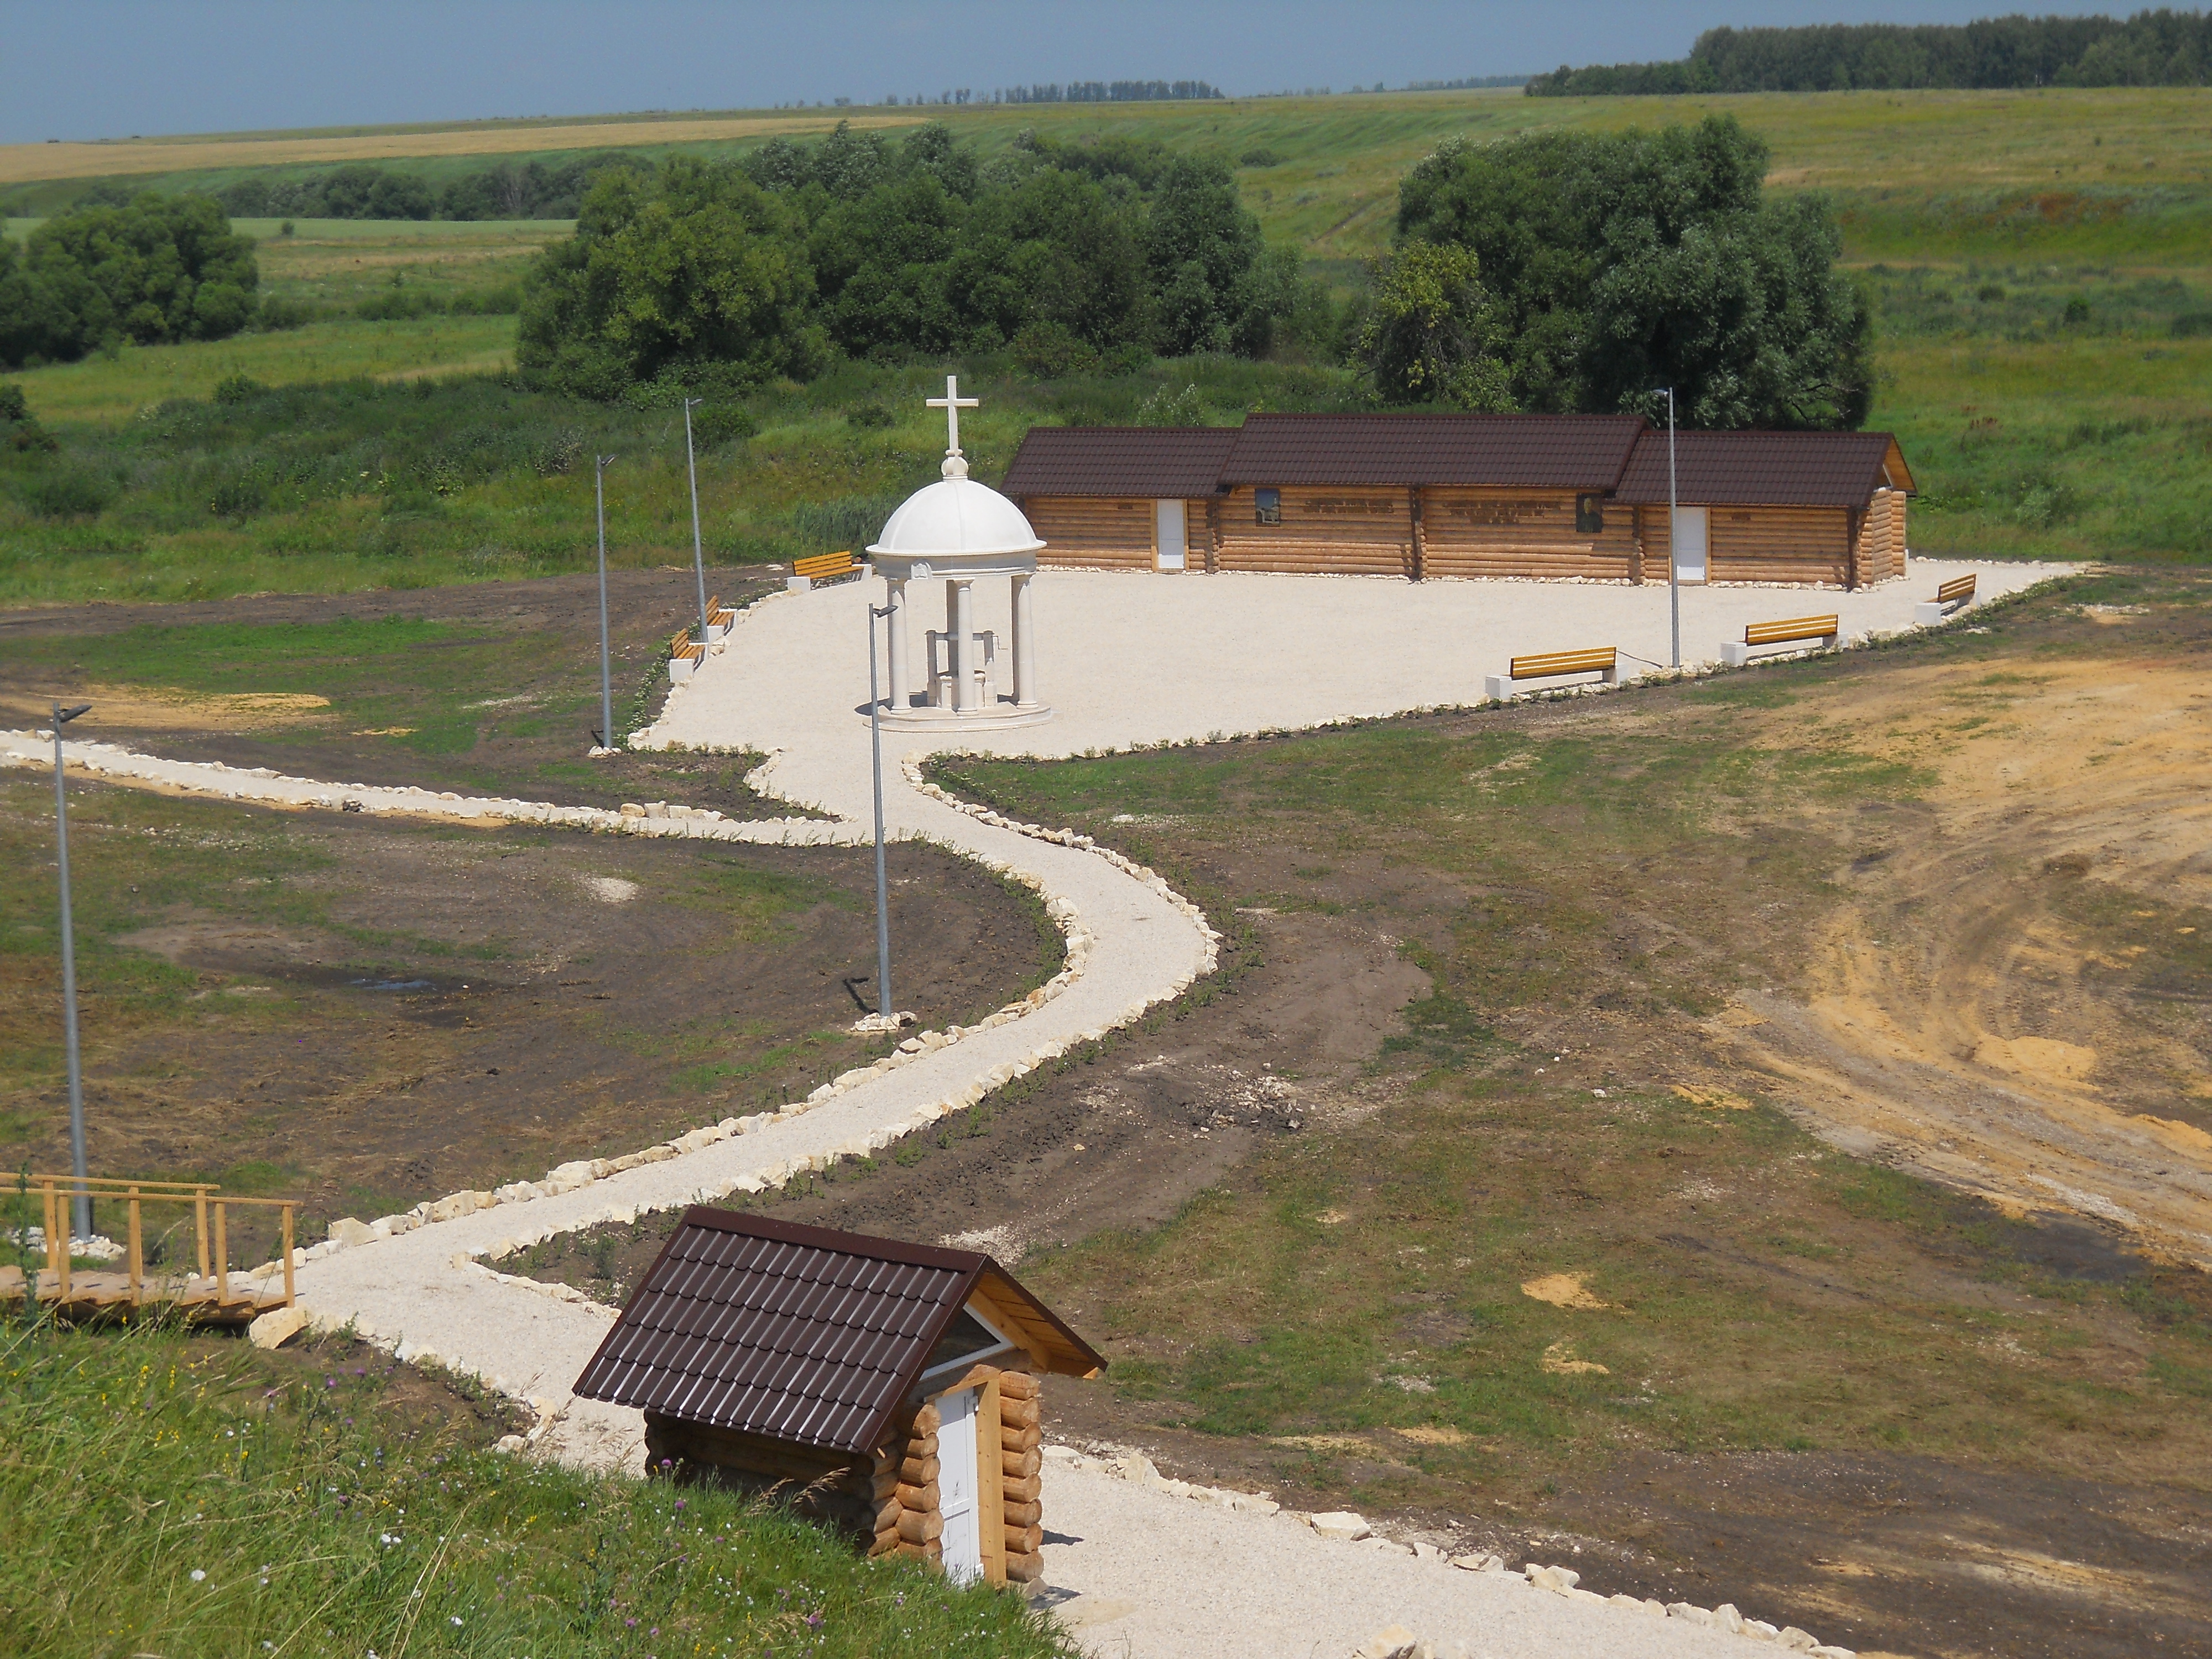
[3,563,2066,1657]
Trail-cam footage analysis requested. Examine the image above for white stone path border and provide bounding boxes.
[2,564,2061,1657]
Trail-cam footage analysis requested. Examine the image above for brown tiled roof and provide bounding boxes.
[1614,431,1916,509]
[999,426,1238,499]
[571,1209,1103,1456]
[1221,412,1647,489]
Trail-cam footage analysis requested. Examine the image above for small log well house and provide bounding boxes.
[1000,413,1916,588]
[572,1209,1104,1588]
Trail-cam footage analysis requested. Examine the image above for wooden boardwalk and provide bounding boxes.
[9,1175,298,1324]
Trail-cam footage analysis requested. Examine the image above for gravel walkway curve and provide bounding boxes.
[7,564,2060,1657]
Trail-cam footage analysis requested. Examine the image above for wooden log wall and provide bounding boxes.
[1025,498,1154,570]
[1853,488,1907,583]
[869,1397,945,1567]
[1709,506,1851,585]
[1420,488,1641,581]
[998,1369,1045,1583]
[1214,486,1414,577]
[1641,505,1855,587]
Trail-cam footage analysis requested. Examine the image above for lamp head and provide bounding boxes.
[55,702,91,724]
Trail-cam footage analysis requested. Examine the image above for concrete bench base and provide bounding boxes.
[1484,666,1620,700]
[669,656,697,682]
[1720,635,1835,667]
[1913,600,1968,626]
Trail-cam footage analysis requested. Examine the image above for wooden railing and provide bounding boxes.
[16,1174,296,1313]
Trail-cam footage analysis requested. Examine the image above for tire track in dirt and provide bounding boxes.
[1709,638,2212,1267]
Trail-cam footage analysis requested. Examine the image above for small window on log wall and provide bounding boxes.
[1255,487,1281,525]
[1574,494,1605,534]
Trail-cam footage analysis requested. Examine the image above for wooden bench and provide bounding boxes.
[1720,613,1840,667]
[705,594,737,640]
[1914,572,1976,626]
[666,628,706,682]
[1484,646,1620,701]
[788,550,859,591]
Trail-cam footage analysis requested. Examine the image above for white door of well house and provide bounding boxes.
[1672,505,1708,583]
[937,1386,983,1584]
[1155,499,1186,571]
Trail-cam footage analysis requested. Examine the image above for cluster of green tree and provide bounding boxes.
[995,81,1223,102]
[1526,8,2212,95]
[0,193,258,368]
[1367,115,1871,430]
[1404,76,1533,90]
[517,123,1302,399]
[212,153,645,222]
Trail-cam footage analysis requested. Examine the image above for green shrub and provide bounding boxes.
[2173,311,2212,338]
[0,381,25,423]
[845,402,896,429]
[23,466,116,517]
[1239,148,1284,168]
[211,372,268,405]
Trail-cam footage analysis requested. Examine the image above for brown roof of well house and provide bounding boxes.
[1220,412,1648,489]
[1614,431,1916,509]
[999,426,1239,498]
[572,1209,1104,1456]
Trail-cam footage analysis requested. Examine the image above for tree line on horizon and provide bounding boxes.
[1527,8,2212,94]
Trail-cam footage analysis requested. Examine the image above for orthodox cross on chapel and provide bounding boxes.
[926,374,980,477]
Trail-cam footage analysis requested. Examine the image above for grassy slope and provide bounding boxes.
[0,1319,1070,1659]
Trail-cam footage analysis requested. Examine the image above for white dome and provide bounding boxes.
[868,476,1043,559]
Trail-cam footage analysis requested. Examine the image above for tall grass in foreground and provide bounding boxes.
[0,1318,1073,1659]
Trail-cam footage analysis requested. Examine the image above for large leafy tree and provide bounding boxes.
[0,192,258,368]
[516,159,821,399]
[1395,115,1872,429]
[1359,241,1514,410]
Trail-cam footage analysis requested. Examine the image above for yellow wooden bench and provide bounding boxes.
[1721,613,1839,667]
[1484,645,1620,700]
[788,550,859,591]
[667,627,707,682]
[1915,572,1976,625]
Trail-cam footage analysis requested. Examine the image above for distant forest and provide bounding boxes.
[1527,8,2212,94]
[210,153,642,222]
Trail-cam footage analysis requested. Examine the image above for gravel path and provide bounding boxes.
[7,562,2058,1657]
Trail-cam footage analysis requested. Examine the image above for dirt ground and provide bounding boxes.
[3,780,1059,1259]
[0,564,792,814]
[523,571,2212,1659]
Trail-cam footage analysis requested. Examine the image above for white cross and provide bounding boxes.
[926,374,979,458]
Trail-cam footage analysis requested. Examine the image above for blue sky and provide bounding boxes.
[7,1,2130,144]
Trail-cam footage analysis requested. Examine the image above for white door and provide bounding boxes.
[937,1387,982,1585]
[1155,499,1186,571]
[1672,505,1708,583]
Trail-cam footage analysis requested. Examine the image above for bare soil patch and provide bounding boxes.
[0,565,793,815]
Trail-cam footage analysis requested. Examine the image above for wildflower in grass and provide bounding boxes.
[190,1569,207,1582]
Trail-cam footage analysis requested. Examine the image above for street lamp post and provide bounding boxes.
[1658,387,1681,670]
[51,701,93,1239]
[682,398,709,646]
[594,455,615,751]
[865,603,894,1021]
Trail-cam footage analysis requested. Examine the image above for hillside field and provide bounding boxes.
[2,84,2208,597]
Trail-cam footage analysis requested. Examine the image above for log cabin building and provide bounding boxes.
[998,413,1916,589]
[572,1209,1103,1589]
